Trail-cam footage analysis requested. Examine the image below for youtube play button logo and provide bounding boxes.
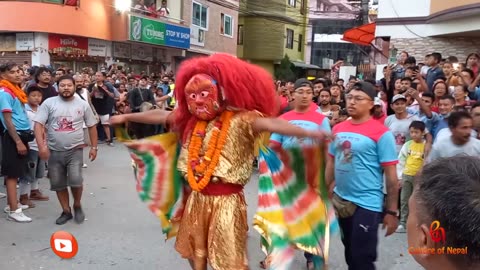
[50,231,78,259]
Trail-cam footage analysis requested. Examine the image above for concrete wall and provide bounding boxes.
[376,14,480,38]
[0,0,114,40]
[183,0,239,55]
[242,18,285,60]
[430,0,480,14]
[391,37,480,63]
[377,0,430,19]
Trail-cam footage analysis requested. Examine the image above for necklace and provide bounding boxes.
[187,110,234,191]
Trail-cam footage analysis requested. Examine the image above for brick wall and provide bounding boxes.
[391,37,480,63]
[183,0,239,55]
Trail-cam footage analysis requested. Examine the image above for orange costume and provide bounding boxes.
[155,54,278,269]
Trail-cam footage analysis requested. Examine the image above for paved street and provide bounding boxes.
[0,143,422,270]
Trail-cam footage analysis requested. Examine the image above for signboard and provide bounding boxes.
[190,25,205,47]
[129,15,190,49]
[0,34,17,52]
[16,33,34,51]
[48,34,88,55]
[88,39,110,57]
[113,42,131,59]
[131,44,153,61]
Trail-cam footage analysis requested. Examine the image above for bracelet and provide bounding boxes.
[384,209,399,217]
[91,146,99,150]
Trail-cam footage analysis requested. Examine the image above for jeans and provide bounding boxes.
[19,150,45,184]
[338,206,382,270]
[400,174,415,226]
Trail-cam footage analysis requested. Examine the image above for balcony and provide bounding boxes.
[129,0,183,25]
[5,0,79,5]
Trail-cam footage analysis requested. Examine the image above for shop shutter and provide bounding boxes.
[0,52,31,65]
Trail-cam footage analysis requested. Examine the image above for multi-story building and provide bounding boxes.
[237,0,312,76]
[185,0,239,58]
[375,0,480,63]
[306,0,367,71]
[0,0,238,73]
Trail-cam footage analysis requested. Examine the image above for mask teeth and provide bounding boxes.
[220,86,226,101]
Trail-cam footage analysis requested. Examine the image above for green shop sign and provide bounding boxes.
[129,15,190,50]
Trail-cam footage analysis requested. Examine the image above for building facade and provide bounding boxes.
[0,0,238,73]
[185,0,239,57]
[237,0,309,75]
[306,0,367,71]
[375,0,480,63]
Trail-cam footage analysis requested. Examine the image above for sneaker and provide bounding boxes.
[0,192,5,199]
[82,163,88,168]
[55,212,73,225]
[107,140,114,147]
[74,206,85,224]
[7,208,32,223]
[4,203,29,213]
[396,224,406,233]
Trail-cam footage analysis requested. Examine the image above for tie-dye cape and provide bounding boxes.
[253,143,338,270]
[115,128,188,239]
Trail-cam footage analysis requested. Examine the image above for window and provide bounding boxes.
[288,0,296,7]
[192,1,208,29]
[298,34,303,52]
[286,29,294,49]
[237,25,244,45]
[300,0,306,14]
[221,13,233,37]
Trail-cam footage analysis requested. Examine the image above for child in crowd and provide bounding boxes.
[396,121,426,233]
[18,86,49,208]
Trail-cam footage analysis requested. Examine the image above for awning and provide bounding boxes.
[291,61,321,70]
[342,22,376,46]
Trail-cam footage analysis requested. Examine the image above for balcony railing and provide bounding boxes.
[130,5,184,25]
[5,0,79,5]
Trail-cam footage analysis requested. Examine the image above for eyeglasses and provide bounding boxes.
[346,94,372,102]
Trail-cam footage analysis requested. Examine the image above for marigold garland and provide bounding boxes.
[187,110,234,191]
[0,80,27,104]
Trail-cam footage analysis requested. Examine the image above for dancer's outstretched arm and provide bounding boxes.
[110,109,173,125]
[253,117,330,141]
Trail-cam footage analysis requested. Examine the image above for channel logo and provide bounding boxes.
[50,231,78,259]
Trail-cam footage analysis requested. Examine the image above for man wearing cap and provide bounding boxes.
[385,94,432,155]
[326,81,399,270]
[270,78,332,269]
[372,97,386,124]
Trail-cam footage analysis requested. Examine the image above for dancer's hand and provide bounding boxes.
[305,130,332,141]
[110,114,127,126]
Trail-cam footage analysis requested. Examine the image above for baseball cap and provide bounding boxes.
[294,78,313,90]
[392,94,407,103]
[374,97,382,106]
[352,81,376,100]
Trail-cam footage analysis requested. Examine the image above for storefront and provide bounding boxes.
[127,15,190,74]
[49,34,111,71]
[0,33,34,65]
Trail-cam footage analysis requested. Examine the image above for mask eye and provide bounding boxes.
[189,93,196,99]
[200,91,210,98]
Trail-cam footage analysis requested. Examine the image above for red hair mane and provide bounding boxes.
[173,54,279,141]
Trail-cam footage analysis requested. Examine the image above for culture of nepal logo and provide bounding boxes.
[408,220,468,255]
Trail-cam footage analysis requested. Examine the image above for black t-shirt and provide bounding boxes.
[88,83,115,115]
[37,85,57,104]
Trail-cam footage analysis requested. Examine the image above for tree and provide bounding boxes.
[274,54,295,82]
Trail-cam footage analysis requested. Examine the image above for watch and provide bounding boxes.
[91,146,99,150]
[384,209,399,217]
